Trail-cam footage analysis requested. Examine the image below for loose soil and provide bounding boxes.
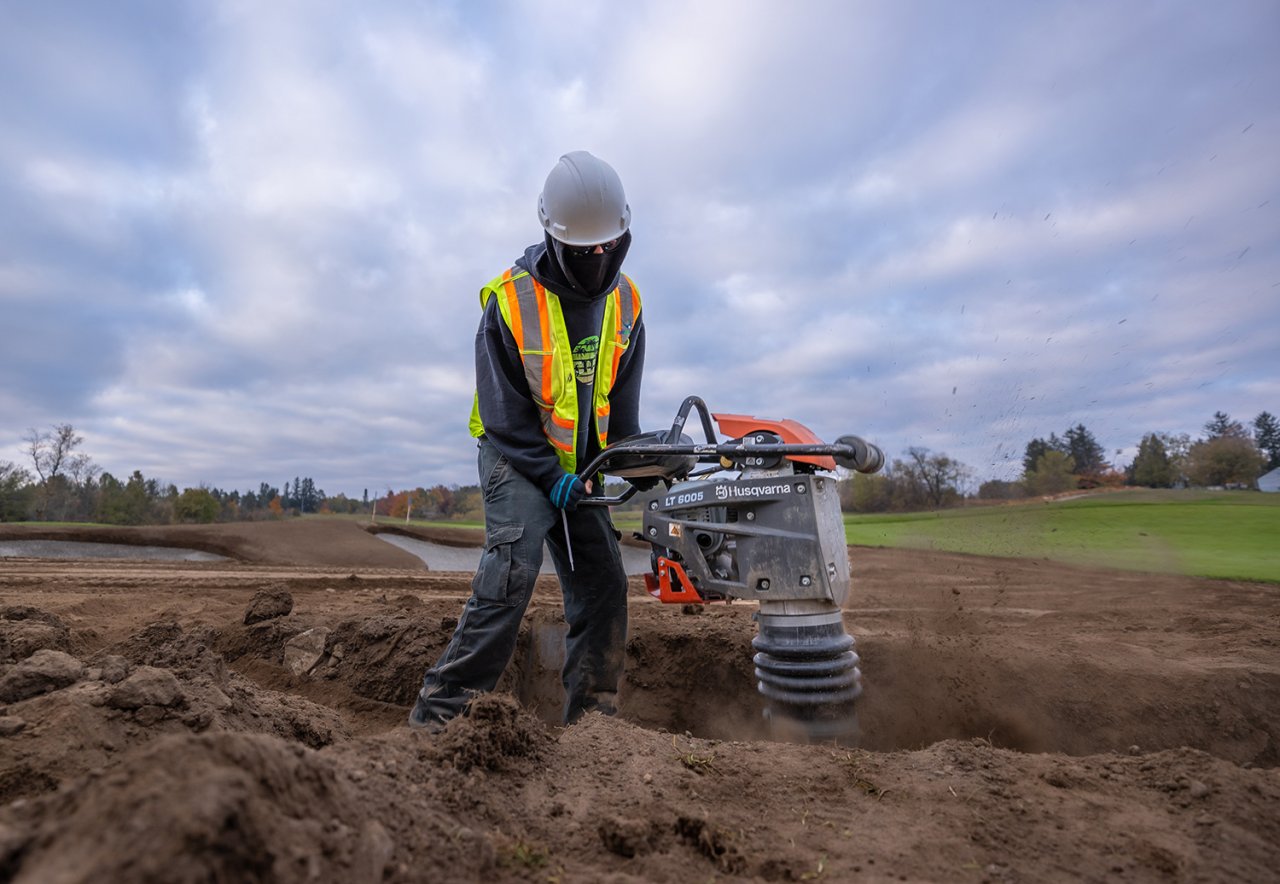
[0,519,1276,882]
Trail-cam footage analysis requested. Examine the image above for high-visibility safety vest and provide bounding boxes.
[468,267,642,474]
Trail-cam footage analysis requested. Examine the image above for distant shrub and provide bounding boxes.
[174,488,219,524]
[978,479,1026,500]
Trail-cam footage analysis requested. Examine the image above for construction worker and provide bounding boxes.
[409,151,646,731]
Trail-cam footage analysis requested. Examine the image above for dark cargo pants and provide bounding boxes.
[413,439,629,726]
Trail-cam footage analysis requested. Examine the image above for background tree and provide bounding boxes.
[0,461,32,521]
[451,486,485,521]
[122,471,153,524]
[1184,436,1266,487]
[1157,432,1192,485]
[1253,411,1280,470]
[839,470,894,512]
[1128,434,1176,487]
[1063,424,1107,476]
[293,477,321,513]
[1023,434,1064,474]
[211,487,241,521]
[94,472,127,524]
[977,479,1026,500]
[1025,450,1076,496]
[174,487,220,523]
[387,490,414,519]
[902,447,969,507]
[24,424,94,520]
[322,493,362,515]
[24,424,83,484]
[1203,411,1246,439]
[422,484,457,518]
[839,450,970,513]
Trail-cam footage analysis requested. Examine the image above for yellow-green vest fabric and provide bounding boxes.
[468,268,641,473]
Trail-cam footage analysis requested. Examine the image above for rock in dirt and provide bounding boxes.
[353,820,394,880]
[95,655,132,684]
[0,715,26,736]
[0,607,72,663]
[283,627,330,676]
[106,666,185,710]
[244,588,294,625]
[0,649,86,702]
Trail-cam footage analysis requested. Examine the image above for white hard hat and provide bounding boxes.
[537,151,631,246]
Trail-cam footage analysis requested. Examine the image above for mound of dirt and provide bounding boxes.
[15,693,1274,883]
[1,731,395,883]
[1,522,1278,880]
[0,613,352,812]
[0,607,73,664]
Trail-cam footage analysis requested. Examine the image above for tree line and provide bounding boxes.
[1122,410,1279,489]
[979,409,1278,503]
[0,424,508,526]
[0,425,362,525]
[841,409,1278,512]
[6,409,1277,524]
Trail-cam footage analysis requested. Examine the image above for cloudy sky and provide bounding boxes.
[2,0,1277,497]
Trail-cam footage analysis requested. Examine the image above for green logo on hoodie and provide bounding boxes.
[572,335,600,385]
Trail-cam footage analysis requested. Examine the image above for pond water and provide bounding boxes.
[0,540,228,562]
[376,533,654,576]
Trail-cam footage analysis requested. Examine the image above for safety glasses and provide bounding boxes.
[565,237,622,257]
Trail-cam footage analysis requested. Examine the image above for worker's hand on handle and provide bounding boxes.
[550,474,592,511]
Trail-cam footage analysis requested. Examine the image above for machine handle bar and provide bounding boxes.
[578,438,883,507]
[577,395,881,507]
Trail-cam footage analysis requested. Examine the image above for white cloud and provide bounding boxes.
[2,1,1277,495]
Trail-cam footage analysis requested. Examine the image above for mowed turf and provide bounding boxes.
[844,489,1280,583]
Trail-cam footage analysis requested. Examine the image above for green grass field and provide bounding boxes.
[306,513,486,531]
[311,491,1280,583]
[843,489,1280,583]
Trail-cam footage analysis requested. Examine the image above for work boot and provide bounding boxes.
[407,694,448,733]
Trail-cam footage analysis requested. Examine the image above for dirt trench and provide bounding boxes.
[0,527,1277,882]
[213,578,1278,766]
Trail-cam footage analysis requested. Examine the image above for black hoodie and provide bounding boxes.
[472,235,645,496]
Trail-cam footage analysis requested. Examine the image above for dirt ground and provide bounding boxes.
[0,519,1276,883]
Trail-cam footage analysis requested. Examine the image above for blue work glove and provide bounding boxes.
[550,473,588,511]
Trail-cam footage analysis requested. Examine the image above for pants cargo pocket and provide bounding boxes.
[472,523,526,606]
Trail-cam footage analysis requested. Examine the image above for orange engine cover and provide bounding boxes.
[711,413,837,471]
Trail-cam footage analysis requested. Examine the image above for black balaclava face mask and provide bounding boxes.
[545,229,632,301]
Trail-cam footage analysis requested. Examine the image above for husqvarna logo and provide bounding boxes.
[715,483,791,500]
